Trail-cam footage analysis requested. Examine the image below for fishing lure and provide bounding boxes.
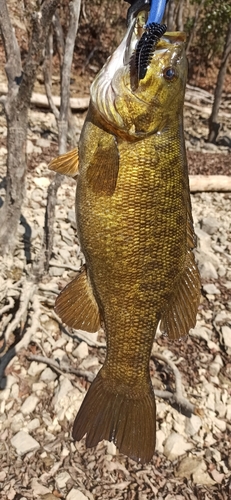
[135,22,167,80]
[128,0,169,81]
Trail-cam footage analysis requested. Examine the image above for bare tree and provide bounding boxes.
[0,0,59,255]
[41,0,81,273]
[208,21,231,143]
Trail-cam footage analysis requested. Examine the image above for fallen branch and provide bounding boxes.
[189,175,231,192]
[0,297,14,317]
[49,260,79,272]
[184,100,230,119]
[0,83,89,110]
[3,281,36,347]
[152,352,202,417]
[27,354,96,382]
[27,349,201,418]
[0,291,40,383]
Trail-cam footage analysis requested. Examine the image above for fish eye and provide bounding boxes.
[163,67,177,81]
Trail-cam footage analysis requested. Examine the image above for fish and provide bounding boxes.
[49,9,201,464]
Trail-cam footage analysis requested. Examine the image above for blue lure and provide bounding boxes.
[146,0,168,25]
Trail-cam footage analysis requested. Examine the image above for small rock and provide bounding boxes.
[203,283,220,295]
[176,456,204,479]
[11,413,25,433]
[28,361,47,378]
[199,261,218,280]
[49,266,65,277]
[67,210,77,229]
[67,489,88,500]
[34,177,50,188]
[210,469,225,484]
[215,403,226,418]
[209,362,222,377]
[53,378,73,404]
[218,265,226,277]
[207,340,220,352]
[36,137,51,148]
[78,355,99,370]
[226,404,231,420]
[191,325,211,342]
[32,381,47,394]
[213,417,226,432]
[55,471,71,489]
[27,139,42,155]
[27,418,40,431]
[156,429,166,453]
[40,368,57,382]
[31,478,51,496]
[66,340,74,353]
[163,432,193,461]
[0,471,7,481]
[53,349,68,361]
[11,431,40,456]
[106,441,117,456]
[205,447,221,463]
[21,395,39,415]
[58,248,72,261]
[185,415,202,436]
[72,341,89,359]
[201,216,219,235]
[192,460,215,486]
[221,325,231,354]
[206,392,215,412]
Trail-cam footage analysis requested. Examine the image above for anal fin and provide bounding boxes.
[160,249,201,340]
[55,267,101,333]
[49,148,79,178]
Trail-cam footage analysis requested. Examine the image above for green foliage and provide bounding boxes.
[189,0,231,59]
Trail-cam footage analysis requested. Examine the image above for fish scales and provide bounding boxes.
[49,14,201,463]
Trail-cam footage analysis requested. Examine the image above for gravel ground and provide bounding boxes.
[0,92,231,499]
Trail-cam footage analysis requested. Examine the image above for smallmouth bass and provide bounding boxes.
[49,11,201,464]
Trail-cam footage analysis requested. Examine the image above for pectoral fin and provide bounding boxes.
[49,148,79,178]
[55,267,101,333]
[86,135,119,195]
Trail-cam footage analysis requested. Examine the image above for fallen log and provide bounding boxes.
[189,175,231,192]
[0,83,89,110]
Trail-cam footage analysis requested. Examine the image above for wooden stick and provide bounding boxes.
[0,83,89,110]
[189,175,231,192]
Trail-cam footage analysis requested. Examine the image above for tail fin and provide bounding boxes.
[72,370,156,464]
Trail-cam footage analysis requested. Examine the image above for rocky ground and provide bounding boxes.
[0,88,231,500]
[0,9,231,496]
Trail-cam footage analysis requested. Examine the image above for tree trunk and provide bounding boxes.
[208,21,231,143]
[176,0,184,32]
[0,0,59,255]
[42,0,81,274]
[165,0,176,31]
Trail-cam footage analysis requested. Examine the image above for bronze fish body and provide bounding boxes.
[49,15,201,463]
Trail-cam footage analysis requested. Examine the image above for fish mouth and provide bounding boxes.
[90,8,186,136]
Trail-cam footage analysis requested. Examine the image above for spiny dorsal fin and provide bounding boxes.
[160,245,201,340]
[55,267,101,333]
[49,148,79,178]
